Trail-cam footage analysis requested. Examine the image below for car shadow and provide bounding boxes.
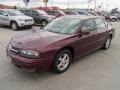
[0,25,33,31]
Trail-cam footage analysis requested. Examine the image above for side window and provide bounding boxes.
[47,11,53,15]
[25,10,32,15]
[78,12,88,15]
[32,11,39,16]
[0,10,5,15]
[19,10,24,13]
[82,19,95,31]
[95,19,106,29]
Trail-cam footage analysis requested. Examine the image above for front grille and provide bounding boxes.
[9,45,20,55]
[25,19,32,22]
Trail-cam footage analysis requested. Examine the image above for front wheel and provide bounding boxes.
[53,50,72,73]
[112,18,117,22]
[102,36,112,50]
[11,22,18,31]
[41,20,48,27]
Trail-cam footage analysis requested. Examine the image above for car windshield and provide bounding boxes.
[44,17,81,35]
[7,10,24,16]
[37,10,48,15]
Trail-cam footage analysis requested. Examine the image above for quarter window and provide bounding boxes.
[95,19,106,29]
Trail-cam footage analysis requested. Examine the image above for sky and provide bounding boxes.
[0,0,119,11]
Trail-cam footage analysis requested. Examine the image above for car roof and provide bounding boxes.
[63,15,103,20]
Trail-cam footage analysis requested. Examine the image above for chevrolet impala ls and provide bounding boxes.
[6,16,115,73]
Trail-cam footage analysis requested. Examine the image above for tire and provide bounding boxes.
[41,20,48,27]
[106,19,110,22]
[112,18,117,22]
[11,22,18,31]
[102,36,112,50]
[53,50,72,73]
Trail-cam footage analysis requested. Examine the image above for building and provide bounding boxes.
[0,4,15,9]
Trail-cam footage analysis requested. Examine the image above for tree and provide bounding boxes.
[111,8,119,14]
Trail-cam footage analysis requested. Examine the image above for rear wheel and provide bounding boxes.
[106,18,110,22]
[53,50,72,73]
[102,36,112,50]
[11,22,18,31]
[112,18,117,22]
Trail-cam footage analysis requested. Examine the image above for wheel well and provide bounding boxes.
[41,19,48,23]
[10,21,17,26]
[58,46,75,59]
[109,34,112,39]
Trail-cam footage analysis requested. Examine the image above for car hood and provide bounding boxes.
[10,29,70,50]
[10,15,33,20]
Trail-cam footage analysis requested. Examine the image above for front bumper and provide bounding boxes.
[7,48,53,72]
[18,21,34,27]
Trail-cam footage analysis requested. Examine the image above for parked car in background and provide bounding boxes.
[97,12,117,22]
[88,11,98,16]
[64,10,76,15]
[47,10,66,18]
[0,9,34,30]
[112,13,120,20]
[64,10,98,16]
[7,16,115,73]
[71,10,91,16]
[19,9,55,27]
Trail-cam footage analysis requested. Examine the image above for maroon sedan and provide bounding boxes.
[6,16,115,73]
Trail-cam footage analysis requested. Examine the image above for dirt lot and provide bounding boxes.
[0,23,120,90]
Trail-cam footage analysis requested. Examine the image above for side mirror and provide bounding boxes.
[80,27,90,35]
[3,13,8,17]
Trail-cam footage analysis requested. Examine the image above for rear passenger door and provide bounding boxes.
[95,18,108,47]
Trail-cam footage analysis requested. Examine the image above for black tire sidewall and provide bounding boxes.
[53,50,72,73]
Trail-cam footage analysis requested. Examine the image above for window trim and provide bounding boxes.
[81,18,96,32]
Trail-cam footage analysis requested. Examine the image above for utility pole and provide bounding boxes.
[106,4,109,12]
[94,0,97,11]
[88,1,90,9]
[68,0,70,8]
[51,0,53,7]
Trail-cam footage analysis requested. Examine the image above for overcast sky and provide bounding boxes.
[0,0,119,11]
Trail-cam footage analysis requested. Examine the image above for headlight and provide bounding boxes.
[20,50,40,59]
[48,17,53,21]
[18,19,25,22]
